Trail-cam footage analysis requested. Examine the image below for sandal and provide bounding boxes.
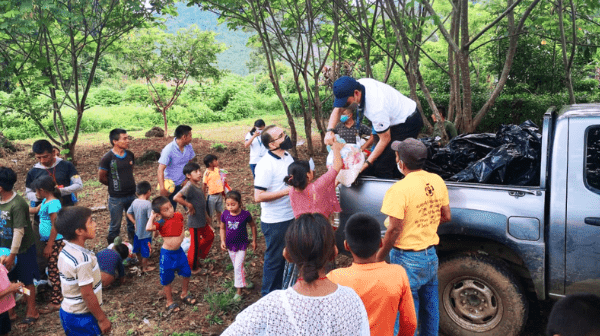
[165,303,180,315]
[180,294,197,305]
[39,304,61,314]
[16,316,37,330]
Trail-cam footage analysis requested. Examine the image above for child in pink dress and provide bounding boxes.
[0,263,24,335]
[285,141,344,221]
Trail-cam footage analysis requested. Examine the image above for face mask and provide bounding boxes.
[397,162,404,175]
[340,115,350,123]
[278,135,293,150]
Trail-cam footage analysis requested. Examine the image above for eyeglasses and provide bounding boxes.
[270,131,286,143]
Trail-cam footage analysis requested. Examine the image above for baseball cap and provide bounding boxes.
[391,138,427,169]
[333,76,361,108]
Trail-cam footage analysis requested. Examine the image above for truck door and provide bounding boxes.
[565,121,600,295]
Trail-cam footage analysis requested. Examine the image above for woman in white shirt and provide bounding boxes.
[244,119,267,178]
[221,213,370,336]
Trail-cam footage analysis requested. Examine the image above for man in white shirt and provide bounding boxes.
[324,76,424,179]
[254,125,295,296]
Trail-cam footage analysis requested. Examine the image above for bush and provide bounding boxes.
[204,75,245,111]
[123,84,151,105]
[88,87,123,106]
[574,78,599,92]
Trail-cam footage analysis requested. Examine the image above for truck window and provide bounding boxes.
[586,126,600,193]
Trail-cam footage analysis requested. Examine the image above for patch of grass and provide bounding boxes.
[203,287,239,314]
[225,263,233,272]
[211,142,227,151]
[128,312,135,319]
[205,313,223,326]
[83,179,103,188]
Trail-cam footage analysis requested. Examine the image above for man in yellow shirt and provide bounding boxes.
[378,138,451,336]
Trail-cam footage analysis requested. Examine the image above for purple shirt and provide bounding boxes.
[221,210,252,252]
[158,139,195,186]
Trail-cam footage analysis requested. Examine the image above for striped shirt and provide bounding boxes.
[58,241,102,314]
[158,139,195,186]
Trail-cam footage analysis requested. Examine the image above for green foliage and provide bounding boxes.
[203,287,239,313]
[211,142,227,151]
[88,88,123,107]
[123,84,151,105]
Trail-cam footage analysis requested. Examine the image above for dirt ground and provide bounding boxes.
[3,129,348,336]
[1,126,552,336]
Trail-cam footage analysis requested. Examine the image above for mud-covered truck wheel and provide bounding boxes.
[438,253,529,336]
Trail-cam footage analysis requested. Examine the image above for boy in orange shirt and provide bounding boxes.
[327,213,416,336]
[203,154,225,228]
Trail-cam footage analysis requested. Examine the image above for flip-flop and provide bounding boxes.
[16,316,37,330]
[180,294,197,305]
[165,303,180,315]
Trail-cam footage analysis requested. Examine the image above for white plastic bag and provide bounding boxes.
[326,143,365,187]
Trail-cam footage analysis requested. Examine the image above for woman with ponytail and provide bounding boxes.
[244,119,267,178]
[285,139,344,221]
[222,213,370,336]
[29,175,64,314]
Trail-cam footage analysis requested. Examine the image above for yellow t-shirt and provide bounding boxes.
[203,168,224,195]
[381,170,449,250]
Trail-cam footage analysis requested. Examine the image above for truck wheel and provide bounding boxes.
[438,253,528,336]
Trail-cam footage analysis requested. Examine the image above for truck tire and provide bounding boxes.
[438,253,529,336]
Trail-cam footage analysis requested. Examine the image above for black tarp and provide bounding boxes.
[421,120,542,186]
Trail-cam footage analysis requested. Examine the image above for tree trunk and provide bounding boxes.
[557,0,576,104]
[162,108,169,137]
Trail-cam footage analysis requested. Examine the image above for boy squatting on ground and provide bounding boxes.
[327,212,417,336]
[203,154,225,229]
[126,181,157,273]
[55,206,110,336]
[146,196,197,313]
[173,162,214,275]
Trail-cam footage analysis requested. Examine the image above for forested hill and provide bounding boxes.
[164,2,252,76]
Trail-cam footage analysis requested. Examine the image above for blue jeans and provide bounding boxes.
[261,219,293,296]
[107,194,136,244]
[390,246,439,336]
[249,164,257,179]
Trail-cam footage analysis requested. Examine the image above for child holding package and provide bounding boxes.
[203,154,225,228]
[220,191,257,300]
[327,213,416,336]
[29,175,64,314]
[0,262,24,335]
[126,181,156,272]
[173,162,214,275]
[285,140,344,220]
[146,196,196,314]
[55,206,111,336]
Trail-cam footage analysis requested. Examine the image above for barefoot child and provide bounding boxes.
[28,176,64,314]
[203,154,225,228]
[220,191,257,300]
[126,181,156,272]
[146,196,196,313]
[173,162,214,275]
[56,206,111,335]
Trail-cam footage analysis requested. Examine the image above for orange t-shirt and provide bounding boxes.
[203,168,224,195]
[327,261,416,336]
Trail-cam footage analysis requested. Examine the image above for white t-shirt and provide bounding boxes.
[358,78,417,133]
[221,285,370,336]
[245,132,267,165]
[254,151,295,223]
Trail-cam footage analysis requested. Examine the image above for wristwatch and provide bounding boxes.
[327,128,335,132]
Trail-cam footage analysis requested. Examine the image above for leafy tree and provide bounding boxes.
[0,0,175,160]
[124,26,226,136]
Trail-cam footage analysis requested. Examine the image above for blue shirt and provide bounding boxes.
[39,198,63,241]
[158,139,195,186]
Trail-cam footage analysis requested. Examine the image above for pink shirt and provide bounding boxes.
[289,168,341,219]
[0,264,15,314]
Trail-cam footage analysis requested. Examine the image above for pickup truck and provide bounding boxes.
[337,104,600,336]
